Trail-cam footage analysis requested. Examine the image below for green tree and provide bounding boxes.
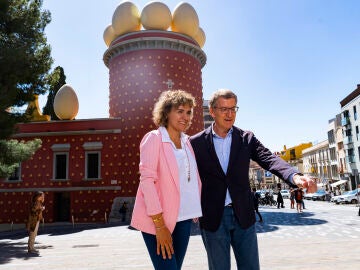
[0,139,42,178]
[0,0,53,139]
[43,66,67,120]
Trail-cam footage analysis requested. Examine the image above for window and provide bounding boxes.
[54,153,68,180]
[290,149,296,160]
[7,164,21,181]
[85,152,100,179]
[337,141,343,150]
[354,105,357,120]
[357,126,359,141]
[345,129,352,137]
[327,130,335,144]
[329,148,336,161]
[82,142,103,180]
[51,143,71,180]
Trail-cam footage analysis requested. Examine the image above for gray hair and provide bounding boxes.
[209,89,237,109]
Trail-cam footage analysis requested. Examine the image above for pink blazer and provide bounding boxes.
[130,128,202,235]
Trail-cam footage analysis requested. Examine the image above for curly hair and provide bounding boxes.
[31,191,44,203]
[152,90,196,127]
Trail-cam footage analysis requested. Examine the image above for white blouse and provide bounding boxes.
[160,127,202,222]
[173,140,202,221]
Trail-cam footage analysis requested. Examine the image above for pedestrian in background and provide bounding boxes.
[294,188,304,213]
[131,90,202,270]
[26,191,45,254]
[119,202,128,222]
[301,188,306,209]
[290,188,295,209]
[277,188,285,208]
[190,89,317,270]
[252,188,263,222]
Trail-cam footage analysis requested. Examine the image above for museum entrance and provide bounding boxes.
[53,192,70,222]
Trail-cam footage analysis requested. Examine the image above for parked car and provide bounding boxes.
[312,190,326,201]
[280,189,290,199]
[337,188,360,204]
[331,191,350,203]
[304,192,314,200]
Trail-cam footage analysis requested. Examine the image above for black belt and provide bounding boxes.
[225,203,233,207]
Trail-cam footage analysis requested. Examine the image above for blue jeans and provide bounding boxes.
[142,219,192,270]
[201,207,260,270]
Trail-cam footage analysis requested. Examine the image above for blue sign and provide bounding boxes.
[264,171,272,178]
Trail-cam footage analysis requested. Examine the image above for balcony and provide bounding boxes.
[343,135,353,145]
[341,117,350,126]
[345,155,356,163]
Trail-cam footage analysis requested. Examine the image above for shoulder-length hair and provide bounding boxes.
[152,90,196,127]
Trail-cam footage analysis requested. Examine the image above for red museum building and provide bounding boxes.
[0,3,207,225]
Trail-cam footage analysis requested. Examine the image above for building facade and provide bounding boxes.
[0,3,208,226]
[203,100,212,129]
[302,140,333,189]
[280,143,312,173]
[0,119,128,224]
[340,84,360,190]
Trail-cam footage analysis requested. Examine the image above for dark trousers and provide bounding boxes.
[142,219,192,270]
[254,207,263,221]
[277,201,284,208]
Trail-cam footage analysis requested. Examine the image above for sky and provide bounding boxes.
[40,0,360,151]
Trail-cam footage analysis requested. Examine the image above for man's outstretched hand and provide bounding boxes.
[293,175,317,193]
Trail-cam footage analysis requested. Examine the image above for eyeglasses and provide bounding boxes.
[213,106,239,114]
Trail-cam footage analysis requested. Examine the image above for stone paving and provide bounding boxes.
[0,200,359,269]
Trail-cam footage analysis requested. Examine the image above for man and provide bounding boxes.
[190,89,317,270]
[277,188,284,208]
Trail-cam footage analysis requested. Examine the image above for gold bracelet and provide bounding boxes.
[152,216,162,223]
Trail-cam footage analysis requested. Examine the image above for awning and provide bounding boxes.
[330,180,348,187]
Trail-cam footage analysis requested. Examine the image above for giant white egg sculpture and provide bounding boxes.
[192,27,206,48]
[54,84,79,120]
[103,24,116,47]
[171,2,199,37]
[141,2,172,30]
[112,1,141,36]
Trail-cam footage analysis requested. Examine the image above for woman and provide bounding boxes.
[289,188,295,209]
[294,188,304,213]
[26,191,45,253]
[131,90,202,270]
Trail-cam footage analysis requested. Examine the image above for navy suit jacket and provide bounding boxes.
[190,126,298,231]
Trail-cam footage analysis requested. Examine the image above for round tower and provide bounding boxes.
[103,2,206,196]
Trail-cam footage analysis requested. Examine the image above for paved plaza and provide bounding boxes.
[1,200,359,270]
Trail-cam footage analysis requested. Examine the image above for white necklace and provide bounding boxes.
[182,140,191,182]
